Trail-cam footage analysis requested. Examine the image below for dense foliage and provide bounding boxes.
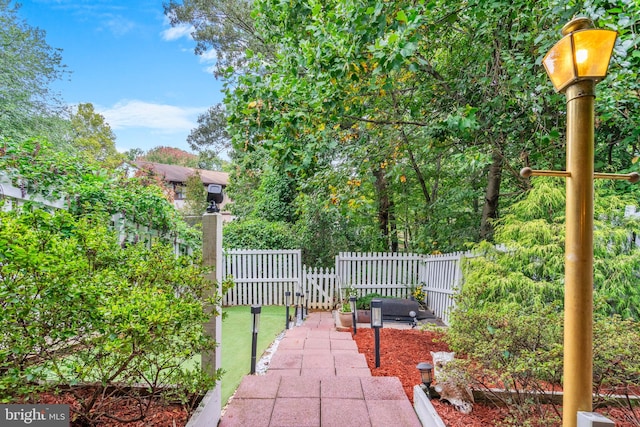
[447,181,640,424]
[0,208,218,423]
[0,0,68,142]
[167,0,639,258]
[138,146,199,167]
[222,218,298,249]
[69,103,123,169]
[0,137,201,248]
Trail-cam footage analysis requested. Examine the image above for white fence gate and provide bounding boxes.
[418,251,470,325]
[301,266,336,310]
[222,249,302,306]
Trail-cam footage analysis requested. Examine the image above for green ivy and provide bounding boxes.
[0,137,201,249]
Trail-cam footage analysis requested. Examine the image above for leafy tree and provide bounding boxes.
[164,0,274,78]
[447,179,640,423]
[295,190,385,267]
[223,0,639,252]
[458,179,640,320]
[187,104,230,170]
[123,147,144,161]
[0,0,68,141]
[181,172,208,216]
[69,103,123,169]
[252,167,297,223]
[167,0,639,257]
[140,146,199,167]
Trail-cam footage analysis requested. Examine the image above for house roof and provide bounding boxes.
[133,161,229,186]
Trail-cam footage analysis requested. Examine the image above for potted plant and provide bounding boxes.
[338,301,353,327]
[337,284,356,327]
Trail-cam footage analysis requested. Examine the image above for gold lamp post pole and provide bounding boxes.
[564,76,595,426]
[536,17,619,427]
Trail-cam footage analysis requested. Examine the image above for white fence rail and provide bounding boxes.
[221,249,468,325]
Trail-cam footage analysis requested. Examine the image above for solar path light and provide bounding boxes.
[250,305,261,374]
[371,299,383,368]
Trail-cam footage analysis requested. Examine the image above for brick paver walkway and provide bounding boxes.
[218,311,421,427]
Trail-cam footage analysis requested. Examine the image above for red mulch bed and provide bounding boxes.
[352,327,639,427]
[21,389,189,426]
[16,326,639,426]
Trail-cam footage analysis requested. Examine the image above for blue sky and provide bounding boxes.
[17,0,224,154]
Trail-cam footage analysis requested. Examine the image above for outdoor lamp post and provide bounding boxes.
[250,305,261,374]
[523,17,631,427]
[285,291,291,330]
[371,299,383,368]
[206,184,223,213]
[349,295,357,334]
[295,292,301,323]
[416,362,434,398]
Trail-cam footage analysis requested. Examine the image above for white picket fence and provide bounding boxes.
[335,252,423,299]
[221,249,302,306]
[221,249,470,325]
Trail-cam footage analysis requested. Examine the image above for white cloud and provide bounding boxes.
[161,23,194,41]
[103,16,136,36]
[199,49,217,62]
[97,100,206,133]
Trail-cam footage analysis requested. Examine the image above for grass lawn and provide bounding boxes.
[221,305,286,405]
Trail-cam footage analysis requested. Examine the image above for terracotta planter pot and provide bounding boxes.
[338,311,353,327]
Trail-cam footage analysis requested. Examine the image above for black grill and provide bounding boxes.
[381,298,434,322]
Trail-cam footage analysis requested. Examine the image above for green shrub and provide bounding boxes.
[0,208,219,423]
[356,292,383,310]
[223,218,298,249]
[448,180,640,425]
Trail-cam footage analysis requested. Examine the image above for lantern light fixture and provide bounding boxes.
[371,299,383,328]
[250,305,261,374]
[285,291,291,330]
[542,17,617,93]
[371,299,383,368]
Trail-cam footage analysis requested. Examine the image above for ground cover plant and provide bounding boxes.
[354,327,639,427]
[0,207,220,425]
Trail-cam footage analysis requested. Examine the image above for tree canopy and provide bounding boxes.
[0,0,68,142]
[69,103,123,168]
[165,0,638,259]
